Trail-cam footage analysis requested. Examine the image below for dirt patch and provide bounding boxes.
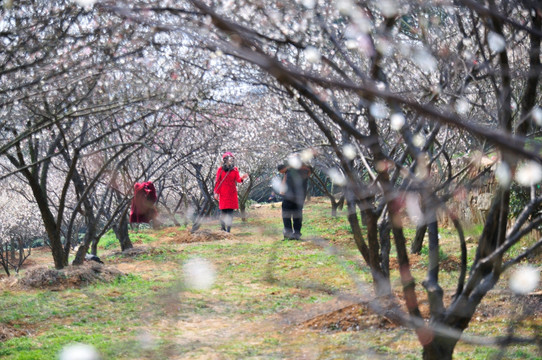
[157,228,232,244]
[17,263,124,290]
[300,302,396,332]
[440,255,461,272]
[0,323,29,342]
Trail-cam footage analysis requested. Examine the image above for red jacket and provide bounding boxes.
[214,167,243,210]
[130,181,158,223]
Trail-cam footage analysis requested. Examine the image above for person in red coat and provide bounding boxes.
[213,152,248,232]
[130,181,158,226]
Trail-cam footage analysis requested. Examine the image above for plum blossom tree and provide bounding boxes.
[0,182,44,276]
[98,0,542,358]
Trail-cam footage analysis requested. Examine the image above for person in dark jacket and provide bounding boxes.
[278,160,312,240]
[214,152,248,232]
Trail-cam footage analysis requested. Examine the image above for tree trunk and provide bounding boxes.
[411,224,427,254]
[0,243,10,276]
[422,336,457,360]
[114,213,133,251]
[72,220,98,265]
[330,199,338,217]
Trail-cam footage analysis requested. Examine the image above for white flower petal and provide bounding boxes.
[183,258,216,290]
[60,344,101,360]
[304,46,321,63]
[532,107,542,126]
[488,32,506,53]
[495,162,511,187]
[328,168,346,186]
[369,102,388,119]
[343,144,357,160]
[509,265,540,295]
[390,113,405,131]
[515,161,542,187]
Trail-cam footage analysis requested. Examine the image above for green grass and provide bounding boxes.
[1,199,540,360]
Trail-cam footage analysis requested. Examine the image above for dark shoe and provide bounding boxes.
[291,233,301,240]
[226,227,231,233]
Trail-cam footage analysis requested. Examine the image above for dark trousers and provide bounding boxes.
[282,199,303,236]
[220,209,234,232]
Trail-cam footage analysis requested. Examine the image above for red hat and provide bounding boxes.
[222,152,234,159]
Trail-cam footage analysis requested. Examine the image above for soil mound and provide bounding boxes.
[300,303,396,332]
[18,262,124,290]
[0,323,28,342]
[159,228,232,244]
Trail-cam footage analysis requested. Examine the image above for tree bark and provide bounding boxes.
[114,213,133,252]
[411,224,427,254]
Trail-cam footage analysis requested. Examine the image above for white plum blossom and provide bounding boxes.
[59,343,101,360]
[272,176,287,194]
[412,133,425,148]
[495,162,512,187]
[336,0,354,15]
[455,98,470,115]
[488,31,506,53]
[288,155,303,169]
[375,38,393,56]
[182,257,216,291]
[304,46,321,63]
[412,48,437,72]
[515,161,542,187]
[369,102,388,119]
[509,265,540,295]
[301,0,316,9]
[532,107,542,126]
[300,149,314,163]
[72,0,97,10]
[327,168,346,186]
[377,0,399,18]
[405,194,424,225]
[390,113,405,131]
[342,144,357,160]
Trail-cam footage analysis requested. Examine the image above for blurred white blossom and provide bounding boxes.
[375,38,393,56]
[301,0,316,9]
[183,258,216,290]
[300,149,314,163]
[59,344,101,360]
[328,168,346,186]
[336,0,354,15]
[72,0,97,9]
[343,144,357,160]
[532,107,542,126]
[390,113,405,131]
[509,265,540,295]
[455,99,470,115]
[412,133,425,148]
[495,162,512,187]
[515,161,542,187]
[488,32,506,53]
[288,155,303,169]
[304,46,321,63]
[377,0,398,18]
[412,48,437,72]
[272,176,287,194]
[405,194,423,225]
[369,102,388,119]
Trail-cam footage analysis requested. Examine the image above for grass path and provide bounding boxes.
[0,199,540,359]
